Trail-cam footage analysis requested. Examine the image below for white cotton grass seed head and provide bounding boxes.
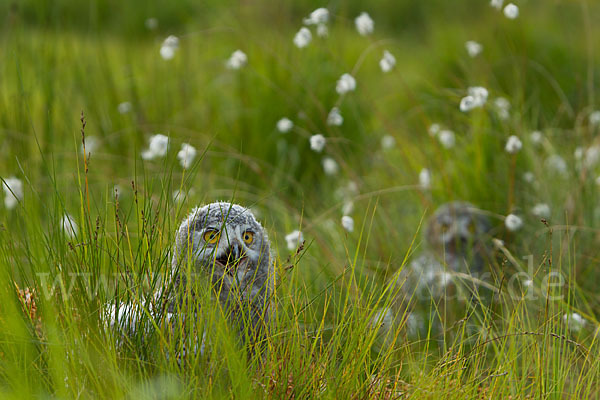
[113,185,122,199]
[172,189,184,204]
[469,86,489,105]
[494,97,510,110]
[285,230,304,251]
[490,0,504,10]
[327,107,343,126]
[277,117,293,133]
[379,50,396,73]
[355,12,374,36]
[503,3,519,19]
[342,201,354,215]
[80,135,99,156]
[459,87,488,112]
[545,155,568,176]
[177,143,197,169]
[494,97,511,120]
[590,111,600,126]
[142,134,169,160]
[563,313,586,332]
[303,8,329,25]
[532,203,550,218]
[341,215,354,232]
[429,123,441,137]
[523,171,535,183]
[293,27,312,48]
[496,108,510,121]
[117,101,132,114]
[145,17,158,30]
[459,96,477,112]
[438,130,455,149]
[2,177,23,210]
[61,214,78,239]
[336,73,356,95]
[505,135,522,154]
[381,135,396,150]
[347,181,359,196]
[226,50,247,70]
[419,168,431,189]
[174,188,194,204]
[316,24,328,37]
[310,134,326,152]
[585,146,600,168]
[322,157,339,176]
[159,35,179,60]
[530,130,543,145]
[149,134,169,156]
[334,181,359,200]
[505,213,523,232]
[465,41,483,58]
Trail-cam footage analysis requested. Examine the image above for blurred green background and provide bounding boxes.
[2,0,599,255]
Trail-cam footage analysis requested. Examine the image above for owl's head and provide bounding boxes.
[425,201,491,272]
[172,202,272,299]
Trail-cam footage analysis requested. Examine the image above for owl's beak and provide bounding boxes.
[216,241,247,276]
[227,242,241,264]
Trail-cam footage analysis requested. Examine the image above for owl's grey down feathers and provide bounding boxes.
[425,201,491,273]
[403,201,492,300]
[168,202,275,345]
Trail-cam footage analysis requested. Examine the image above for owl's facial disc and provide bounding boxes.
[196,224,259,280]
[435,216,479,262]
[443,235,470,259]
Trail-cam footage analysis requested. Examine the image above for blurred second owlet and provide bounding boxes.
[405,201,492,300]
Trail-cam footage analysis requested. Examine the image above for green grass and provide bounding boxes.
[1,0,600,398]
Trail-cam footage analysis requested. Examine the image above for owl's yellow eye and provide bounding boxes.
[242,231,254,244]
[203,230,220,244]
